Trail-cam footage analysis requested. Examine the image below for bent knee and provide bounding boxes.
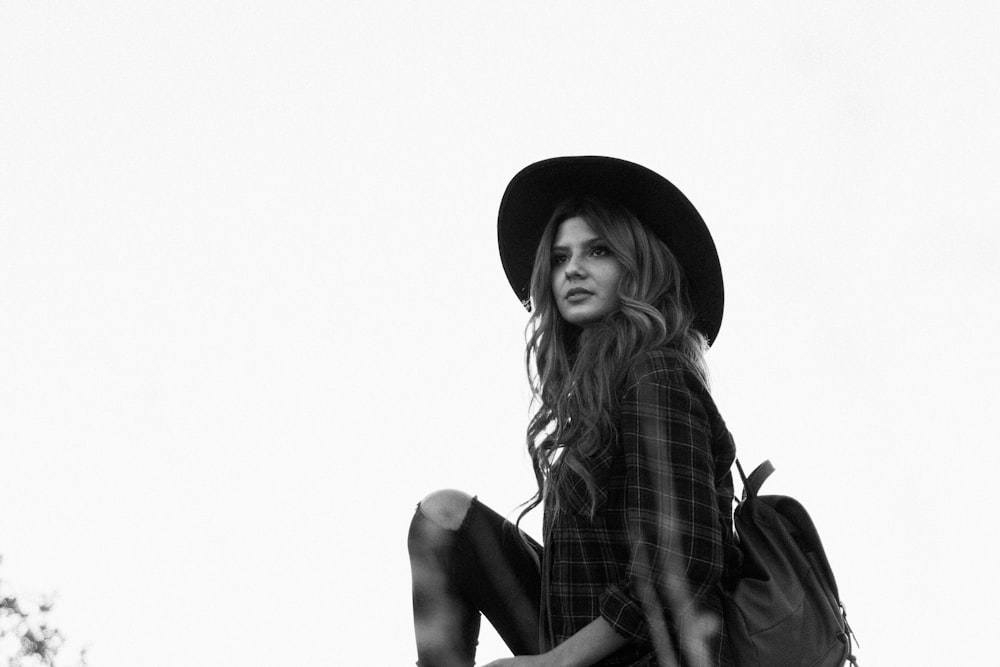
[417,489,474,531]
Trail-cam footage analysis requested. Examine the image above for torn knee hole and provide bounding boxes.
[417,489,474,531]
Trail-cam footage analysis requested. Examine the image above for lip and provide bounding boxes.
[565,288,593,302]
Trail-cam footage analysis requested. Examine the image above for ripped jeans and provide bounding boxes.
[407,495,543,667]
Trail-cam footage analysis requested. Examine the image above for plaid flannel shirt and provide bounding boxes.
[541,349,738,666]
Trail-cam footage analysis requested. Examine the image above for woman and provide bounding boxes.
[408,156,738,667]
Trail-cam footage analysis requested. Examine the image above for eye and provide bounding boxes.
[551,253,568,266]
[590,245,611,257]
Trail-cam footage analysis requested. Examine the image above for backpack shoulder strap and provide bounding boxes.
[736,458,775,501]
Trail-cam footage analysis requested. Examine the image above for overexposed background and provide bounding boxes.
[2,3,997,665]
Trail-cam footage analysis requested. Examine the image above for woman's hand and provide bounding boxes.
[482,617,627,667]
[480,654,556,667]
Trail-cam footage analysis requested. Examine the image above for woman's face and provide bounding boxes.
[550,216,624,327]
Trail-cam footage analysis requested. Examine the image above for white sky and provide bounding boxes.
[1,2,997,665]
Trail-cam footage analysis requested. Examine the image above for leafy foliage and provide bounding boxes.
[0,558,86,667]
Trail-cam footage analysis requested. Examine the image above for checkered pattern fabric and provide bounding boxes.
[541,350,738,666]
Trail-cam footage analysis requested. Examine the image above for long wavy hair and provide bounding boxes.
[519,197,709,520]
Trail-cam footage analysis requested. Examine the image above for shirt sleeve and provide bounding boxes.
[598,357,726,642]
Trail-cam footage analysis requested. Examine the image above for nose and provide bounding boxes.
[564,254,586,279]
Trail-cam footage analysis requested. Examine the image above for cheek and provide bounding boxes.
[602,265,624,292]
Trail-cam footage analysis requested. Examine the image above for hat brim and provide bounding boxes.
[497,156,724,345]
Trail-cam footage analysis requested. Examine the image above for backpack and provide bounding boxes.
[721,460,859,667]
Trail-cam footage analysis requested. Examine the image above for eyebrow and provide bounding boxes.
[551,236,606,253]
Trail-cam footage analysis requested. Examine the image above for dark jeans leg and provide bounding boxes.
[408,496,542,667]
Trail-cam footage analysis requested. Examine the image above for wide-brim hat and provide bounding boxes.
[497,155,724,345]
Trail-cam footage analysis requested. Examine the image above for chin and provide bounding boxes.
[560,309,606,328]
